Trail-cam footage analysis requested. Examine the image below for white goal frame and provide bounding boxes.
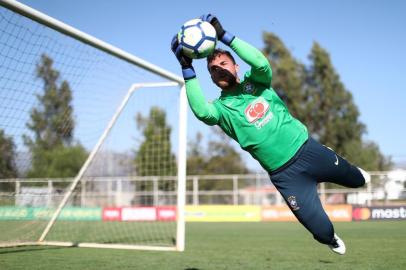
[0,0,187,252]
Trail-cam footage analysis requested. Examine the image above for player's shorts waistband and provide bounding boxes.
[269,139,309,175]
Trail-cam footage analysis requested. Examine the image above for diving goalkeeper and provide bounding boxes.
[171,14,370,255]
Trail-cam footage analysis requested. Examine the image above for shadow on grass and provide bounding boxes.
[184,268,201,270]
[319,259,333,264]
[0,246,71,255]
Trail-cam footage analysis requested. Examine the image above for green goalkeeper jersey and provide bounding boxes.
[185,37,308,171]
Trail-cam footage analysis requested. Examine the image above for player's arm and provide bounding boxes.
[171,36,220,126]
[201,14,272,86]
[185,78,220,125]
[230,38,272,86]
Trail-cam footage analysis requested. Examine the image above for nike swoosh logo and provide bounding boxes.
[334,155,339,166]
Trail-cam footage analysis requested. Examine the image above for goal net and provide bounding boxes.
[0,1,186,251]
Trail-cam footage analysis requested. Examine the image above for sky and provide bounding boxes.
[13,0,406,168]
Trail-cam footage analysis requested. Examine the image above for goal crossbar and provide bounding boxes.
[0,0,184,85]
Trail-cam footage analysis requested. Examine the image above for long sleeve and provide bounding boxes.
[185,77,220,126]
[230,37,272,86]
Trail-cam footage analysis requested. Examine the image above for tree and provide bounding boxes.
[262,32,308,121]
[133,107,177,205]
[0,130,17,179]
[262,33,390,171]
[0,130,18,192]
[187,128,250,176]
[25,54,74,149]
[187,128,250,193]
[134,106,177,177]
[204,128,250,175]
[187,132,207,175]
[24,54,86,178]
[27,144,87,178]
[306,42,365,154]
[343,140,392,171]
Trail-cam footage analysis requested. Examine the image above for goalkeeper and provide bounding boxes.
[171,14,370,255]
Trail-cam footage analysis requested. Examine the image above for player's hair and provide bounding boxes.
[207,49,236,69]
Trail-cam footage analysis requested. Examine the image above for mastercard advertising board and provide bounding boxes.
[353,206,406,221]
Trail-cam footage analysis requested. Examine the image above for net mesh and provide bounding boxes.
[0,6,181,248]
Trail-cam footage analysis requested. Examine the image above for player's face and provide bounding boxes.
[208,54,239,90]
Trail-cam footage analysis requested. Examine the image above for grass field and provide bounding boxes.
[0,221,405,270]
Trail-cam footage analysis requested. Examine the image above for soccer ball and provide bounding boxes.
[178,19,217,59]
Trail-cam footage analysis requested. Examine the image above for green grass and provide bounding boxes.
[1,221,405,270]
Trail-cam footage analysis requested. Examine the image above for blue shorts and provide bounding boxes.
[269,137,365,244]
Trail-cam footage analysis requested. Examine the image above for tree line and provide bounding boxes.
[1,54,87,183]
[262,32,391,171]
[0,32,391,188]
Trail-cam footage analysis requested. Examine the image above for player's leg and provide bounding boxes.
[270,168,336,246]
[271,170,345,254]
[300,137,368,187]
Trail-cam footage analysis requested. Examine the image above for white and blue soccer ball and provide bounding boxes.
[178,19,217,59]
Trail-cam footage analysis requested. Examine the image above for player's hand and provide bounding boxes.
[171,34,196,79]
[171,35,192,67]
[200,14,235,46]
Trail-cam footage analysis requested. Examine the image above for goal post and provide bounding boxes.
[38,82,187,252]
[0,0,186,251]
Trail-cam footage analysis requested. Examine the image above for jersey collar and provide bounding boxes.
[220,83,242,98]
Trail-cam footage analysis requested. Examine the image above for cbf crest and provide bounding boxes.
[243,82,255,94]
[287,196,300,211]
